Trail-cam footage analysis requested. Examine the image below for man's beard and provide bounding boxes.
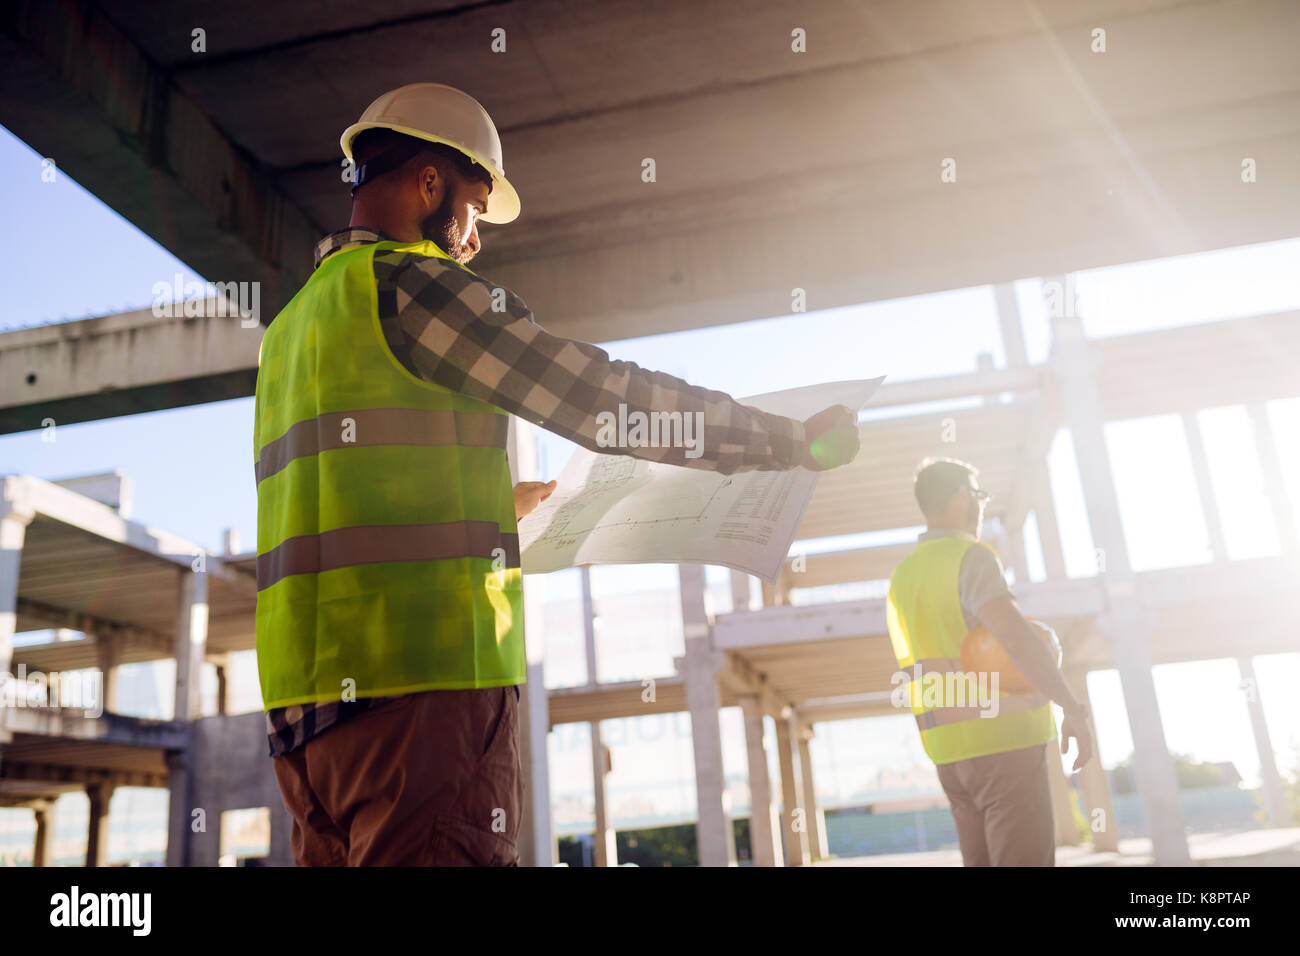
[419,192,473,264]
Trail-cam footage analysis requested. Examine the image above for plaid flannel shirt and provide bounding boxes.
[266,227,809,756]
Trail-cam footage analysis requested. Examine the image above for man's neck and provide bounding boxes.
[924,524,977,540]
[349,210,419,244]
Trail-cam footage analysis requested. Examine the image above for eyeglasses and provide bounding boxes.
[967,487,991,503]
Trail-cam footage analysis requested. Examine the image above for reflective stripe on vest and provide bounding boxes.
[894,655,1049,731]
[886,536,1056,765]
[253,238,525,710]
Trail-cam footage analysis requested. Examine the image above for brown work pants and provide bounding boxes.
[272,686,523,866]
[936,742,1056,866]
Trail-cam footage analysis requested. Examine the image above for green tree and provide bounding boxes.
[1110,752,1229,793]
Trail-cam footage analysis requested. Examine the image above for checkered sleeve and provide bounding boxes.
[390,256,809,474]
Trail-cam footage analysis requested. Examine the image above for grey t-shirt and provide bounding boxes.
[917,529,1013,631]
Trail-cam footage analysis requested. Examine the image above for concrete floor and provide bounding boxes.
[816,827,1300,867]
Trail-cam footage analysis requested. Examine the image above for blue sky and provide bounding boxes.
[2,122,1299,841]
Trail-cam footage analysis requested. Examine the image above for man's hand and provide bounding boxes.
[514,480,557,521]
[801,405,861,471]
[1060,706,1095,772]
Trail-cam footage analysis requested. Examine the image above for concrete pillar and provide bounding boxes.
[173,567,208,721]
[32,801,55,867]
[1051,309,1190,865]
[590,728,617,866]
[1065,669,1119,852]
[1003,519,1030,584]
[85,781,115,867]
[729,569,751,613]
[738,695,781,866]
[0,484,34,750]
[1182,411,1229,562]
[507,416,555,867]
[215,662,228,716]
[993,283,1029,367]
[96,634,119,714]
[679,563,736,867]
[1248,403,1299,554]
[165,748,193,867]
[1045,745,1080,847]
[1032,468,1067,580]
[797,725,827,861]
[774,712,809,867]
[1237,657,1292,828]
[994,283,1063,584]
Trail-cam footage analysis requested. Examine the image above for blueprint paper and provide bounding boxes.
[518,377,884,583]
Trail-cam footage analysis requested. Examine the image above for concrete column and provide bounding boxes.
[679,563,736,867]
[1003,519,1030,584]
[994,283,1063,584]
[993,283,1029,367]
[796,725,827,861]
[1051,310,1190,865]
[0,484,34,750]
[1248,403,1299,554]
[1032,468,1067,580]
[96,634,119,714]
[729,569,751,613]
[1182,411,1229,562]
[1237,657,1292,828]
[581,565,598,683]
[85,781,115,867]
[215,662,228,716]
[173,567,209,721]
[738,695,781,866]
[165,748,193,867]
[508,416,555,867]
[32,801,55,867]
[774,712,809,867]
[590,727,617,866]
[1065,669,1119,852]
[1045,745,1080,847]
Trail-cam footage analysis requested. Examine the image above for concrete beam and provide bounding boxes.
[0,708,188,749]
[0,305,262,434]
[0,1,317,324]
[11,476,251,589]
[0,761,167,790]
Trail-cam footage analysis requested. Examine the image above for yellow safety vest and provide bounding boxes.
[886,536,1055,765]
[254,238,524,710]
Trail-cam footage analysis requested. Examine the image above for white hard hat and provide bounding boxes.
[340,83,520,224]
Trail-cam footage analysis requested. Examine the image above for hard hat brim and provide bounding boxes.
[340,121,521,224]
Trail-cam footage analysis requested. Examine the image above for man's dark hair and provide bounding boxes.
[350,128,493,197]
[914,457,978,517]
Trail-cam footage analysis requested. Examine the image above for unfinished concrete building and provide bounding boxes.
[1,0,1298,865]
